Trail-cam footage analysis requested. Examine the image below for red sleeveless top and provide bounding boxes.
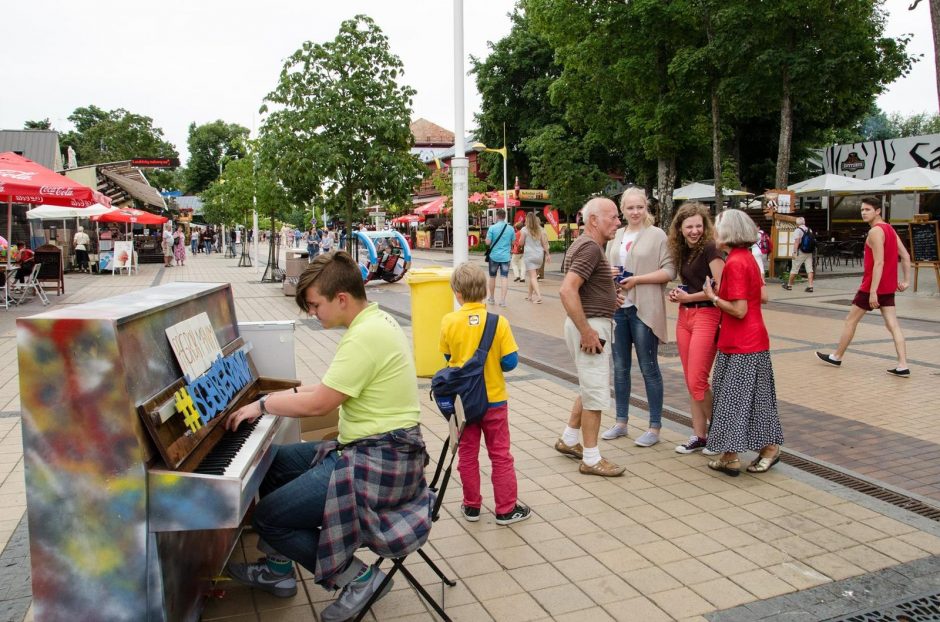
[860,223,898,294]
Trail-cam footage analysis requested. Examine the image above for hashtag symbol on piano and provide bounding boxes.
[175,388,204,434]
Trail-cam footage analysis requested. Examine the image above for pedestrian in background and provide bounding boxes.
[816,196,911,377]
[191,228,200,255]
[484,209,515,307]
[703,209,783,476]
[784,217,815,292]
[510,222,525,283]
[520,212,550,303]
[307,228,320,261]
[666,203,723,455]
[73,226,91,273]
[601,188,675,448]
[173,225,187,267]
[439,262,530,526]
[320,228,334,254]
[555,197,625,477]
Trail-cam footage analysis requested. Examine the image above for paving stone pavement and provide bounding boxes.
[0,247,938,622]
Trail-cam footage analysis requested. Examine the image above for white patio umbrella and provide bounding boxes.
[787,173,865,197]
[852,167,940,193]
[672,182,752,202]
[26,203,115,250]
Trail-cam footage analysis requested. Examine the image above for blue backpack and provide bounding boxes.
[431,313,498,424]
[799,227,816,253]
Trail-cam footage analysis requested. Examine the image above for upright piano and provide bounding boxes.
[18,282,299,622]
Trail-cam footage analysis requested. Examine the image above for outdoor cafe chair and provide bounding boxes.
[11,264,50,306]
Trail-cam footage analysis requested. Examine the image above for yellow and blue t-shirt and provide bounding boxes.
[439,302,518,405]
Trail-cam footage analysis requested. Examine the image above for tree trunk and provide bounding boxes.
[775,69,793,189]
[657,157,677,227]
[931,0,940,112]
[345,186,354,253]
[711,85,722,208]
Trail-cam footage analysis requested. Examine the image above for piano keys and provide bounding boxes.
[18,282,300,622]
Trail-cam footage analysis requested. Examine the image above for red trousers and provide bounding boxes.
[676,306,721,401]
[457,403,518,515]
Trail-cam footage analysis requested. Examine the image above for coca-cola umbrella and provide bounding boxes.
[0,151,112,261]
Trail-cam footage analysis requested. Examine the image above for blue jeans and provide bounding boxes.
[253,442,337,576]
[612,306,663,428]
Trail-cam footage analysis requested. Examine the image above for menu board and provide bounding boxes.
[908,221,939,263]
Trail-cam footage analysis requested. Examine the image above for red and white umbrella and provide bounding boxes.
[0,152,110,208]
[91,207,167,225]
[414,196,448,216]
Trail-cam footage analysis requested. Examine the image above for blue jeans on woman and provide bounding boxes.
[612,306,663,428]
[253,442,338,575]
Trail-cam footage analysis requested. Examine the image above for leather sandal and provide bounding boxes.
[747,451,781,473]
[707,457,740,477]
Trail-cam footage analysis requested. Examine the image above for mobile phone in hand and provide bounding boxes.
[598,338,606,353]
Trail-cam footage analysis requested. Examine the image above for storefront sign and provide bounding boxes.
[132,158,180,168]
[519,189,550,200]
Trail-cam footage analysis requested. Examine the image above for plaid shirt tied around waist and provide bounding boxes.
[311,425,434,587]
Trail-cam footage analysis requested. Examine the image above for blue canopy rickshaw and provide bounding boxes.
[352,230,412,283]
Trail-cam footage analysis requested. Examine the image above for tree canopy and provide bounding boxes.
[183,120,250,194]
[258,14,426,250]
[61,105,178,166]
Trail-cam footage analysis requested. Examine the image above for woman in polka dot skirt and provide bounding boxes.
[702,209,784,476]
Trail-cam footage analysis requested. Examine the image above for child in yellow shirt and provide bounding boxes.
[439,263,530,525]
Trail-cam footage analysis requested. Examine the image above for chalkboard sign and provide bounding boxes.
[35,245,64,295]
[908,221,939,263]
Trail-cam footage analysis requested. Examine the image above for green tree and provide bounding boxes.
[201,149,292,235]
[888,111,940,137]
[524,124,607,219]
[24,118,52,130]
[259,15,426,252]
[61,105,178,165]
[183,121,250,194]
[471,7,565,188]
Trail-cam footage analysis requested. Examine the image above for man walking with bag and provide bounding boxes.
[484,209,515,307]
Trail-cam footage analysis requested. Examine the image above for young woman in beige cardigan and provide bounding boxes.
[602,188,676,446]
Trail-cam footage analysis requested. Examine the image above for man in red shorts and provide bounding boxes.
[816,196,912,376]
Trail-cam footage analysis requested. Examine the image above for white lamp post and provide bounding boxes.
[452,0,469,266]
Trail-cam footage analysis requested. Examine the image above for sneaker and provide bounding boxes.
[675,435,707,454]
[579,458,626,477]
[495,503,532,526]
[461,505,480,522]
[485,298,496,304]
[702,446,720,456]
[601,422,630,440]
[886,368,911,378]
[805,287,814,292]
[781,283,792,290]
[226,558,297,598]
[554,438,584,459]
[634,430,660,447]
[320,566,393,622]
[815,352,841,367]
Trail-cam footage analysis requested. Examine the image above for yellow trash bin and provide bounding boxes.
[406,266,454,377]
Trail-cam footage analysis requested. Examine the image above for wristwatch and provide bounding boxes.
[712,295,720,304]
[259,395,270,416]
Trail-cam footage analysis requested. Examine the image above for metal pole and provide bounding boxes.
[503,123,508,209]
[451,0,469,267]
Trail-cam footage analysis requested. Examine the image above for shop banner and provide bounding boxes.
[543,205,561,236]
[514,209,526,224]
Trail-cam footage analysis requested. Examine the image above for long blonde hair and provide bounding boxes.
[620,187,655,227]
[524,212,542,239]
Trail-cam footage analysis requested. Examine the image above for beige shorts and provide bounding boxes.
[564,316,612,412]
[791,251,813,274]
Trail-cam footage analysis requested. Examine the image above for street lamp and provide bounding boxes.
[472,129,509,212]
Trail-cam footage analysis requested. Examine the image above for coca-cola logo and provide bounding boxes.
[39,186,75,196]
[0,169,36,181]
[15,194,44,203]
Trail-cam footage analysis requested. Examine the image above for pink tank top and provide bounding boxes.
[860,223,898,294]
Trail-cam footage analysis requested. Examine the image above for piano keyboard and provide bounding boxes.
[194,415,276,477]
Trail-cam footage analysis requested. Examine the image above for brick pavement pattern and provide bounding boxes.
[0,248,937,622]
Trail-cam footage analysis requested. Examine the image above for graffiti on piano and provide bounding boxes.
[183,351,253,425]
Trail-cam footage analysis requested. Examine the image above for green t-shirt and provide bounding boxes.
[321,303,420,443]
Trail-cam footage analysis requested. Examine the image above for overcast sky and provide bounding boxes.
[0,1,934,165]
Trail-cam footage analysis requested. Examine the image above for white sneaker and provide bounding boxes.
[601,423,629,440]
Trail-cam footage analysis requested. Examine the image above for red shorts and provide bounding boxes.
[853,290,895,311]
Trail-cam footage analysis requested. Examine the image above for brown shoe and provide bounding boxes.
[579,458,626,477]
[554,439,583,460]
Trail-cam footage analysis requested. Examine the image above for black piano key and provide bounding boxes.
[193,416,263,475]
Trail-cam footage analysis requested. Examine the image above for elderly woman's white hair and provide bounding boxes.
[714,209,758,248]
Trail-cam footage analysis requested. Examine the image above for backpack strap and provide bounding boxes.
[478,313,499,355]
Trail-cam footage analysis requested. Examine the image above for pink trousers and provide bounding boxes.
[457,403,518,515]
[676,306,721,401]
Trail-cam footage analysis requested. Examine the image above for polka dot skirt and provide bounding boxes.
[706,350,784,453]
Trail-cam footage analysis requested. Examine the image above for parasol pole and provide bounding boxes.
[6,200,11,268]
